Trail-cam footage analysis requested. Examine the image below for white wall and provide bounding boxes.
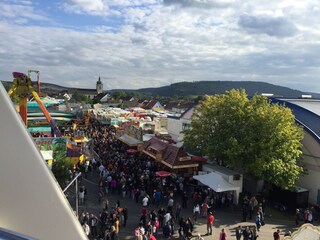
[167,117,182,141]
[167,107,195,143]
[297,131,320,204]
[153,102,163,109]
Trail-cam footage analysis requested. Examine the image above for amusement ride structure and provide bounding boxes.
[7,71,62,137]
[0,77,87,239]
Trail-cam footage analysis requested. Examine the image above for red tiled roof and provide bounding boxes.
[191,155,208,162]
[144,100,158,109]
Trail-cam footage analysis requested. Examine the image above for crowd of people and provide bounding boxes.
[70,118,228,239]
[66,117,304,240]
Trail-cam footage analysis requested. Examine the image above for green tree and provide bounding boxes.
[51,157,73,188]
[112,91,126,100]
[71,91,92,103]
[183,89,304,189]
[52,138,67,161]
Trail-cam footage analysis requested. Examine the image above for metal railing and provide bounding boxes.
[63,172,82,217]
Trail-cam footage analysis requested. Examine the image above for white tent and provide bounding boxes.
[193,172,240,204]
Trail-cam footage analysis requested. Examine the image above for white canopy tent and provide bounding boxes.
[193,172,240,204]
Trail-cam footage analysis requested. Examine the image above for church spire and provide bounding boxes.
[96,76,103,94]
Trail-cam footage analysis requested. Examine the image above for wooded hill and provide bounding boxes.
[133,81,319,98]
[2,80,319,98]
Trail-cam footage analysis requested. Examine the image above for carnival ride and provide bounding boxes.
[28,69,40,95]
[8,71,62,137]
[0,82,87,240]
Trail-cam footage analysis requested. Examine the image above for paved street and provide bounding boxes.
[67,169,301,240]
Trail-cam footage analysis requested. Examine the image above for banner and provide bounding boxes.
[33,137,67,162]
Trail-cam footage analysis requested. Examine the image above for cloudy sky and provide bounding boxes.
[1,0,320,92]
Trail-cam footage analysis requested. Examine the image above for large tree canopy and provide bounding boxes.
[183,89,304,189]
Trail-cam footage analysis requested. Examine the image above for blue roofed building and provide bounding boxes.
[271,97,320,205]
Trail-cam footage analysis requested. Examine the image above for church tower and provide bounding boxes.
[96,76,103,94]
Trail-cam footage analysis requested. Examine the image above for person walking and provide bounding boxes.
[113,217,120,240]
[122,207,128,227]
[273,229,280,240]
[134,226,140,240]
[89,213,98,238]
[201,201,209,218]
[295,209,300,226]
[235,226,242,240]
[79,186,85,205]
[193,203,200,223]
[164,211,171,225]
[206,211,214,235]
[167,197,174,215]
[175,202,182,220]
[249,196,258,219]
[158,207,165,228]
[242,196,249,222]
[307,209,313,223]
[255,212,262,232]
[142,195,149,208]
[82,221,90,237]
[219,228,227,240]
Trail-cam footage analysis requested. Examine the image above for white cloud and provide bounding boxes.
[238,14,298,38]
[162,0,236,8]
[0,3,49,22]
[1,0,320,94]
[64,0,106,15]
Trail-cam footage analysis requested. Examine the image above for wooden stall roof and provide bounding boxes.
[141,137,199,169]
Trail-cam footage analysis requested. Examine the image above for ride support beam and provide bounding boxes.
[19,98,27,125]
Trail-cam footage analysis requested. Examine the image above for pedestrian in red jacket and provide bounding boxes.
[206,212,214,235]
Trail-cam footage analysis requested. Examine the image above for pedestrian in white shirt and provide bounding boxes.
[82,221,90,236]
[164,211,171,224]
[193,204,200,223]
[142,196,149,207]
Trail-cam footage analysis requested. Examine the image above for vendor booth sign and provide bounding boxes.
[33,137,67,162]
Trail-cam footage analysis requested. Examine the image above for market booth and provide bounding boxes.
[66,137,87,165]
[193,172,241,204]
[117,133,143,147]
[116,124,143,147]
[141,137,199,177]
